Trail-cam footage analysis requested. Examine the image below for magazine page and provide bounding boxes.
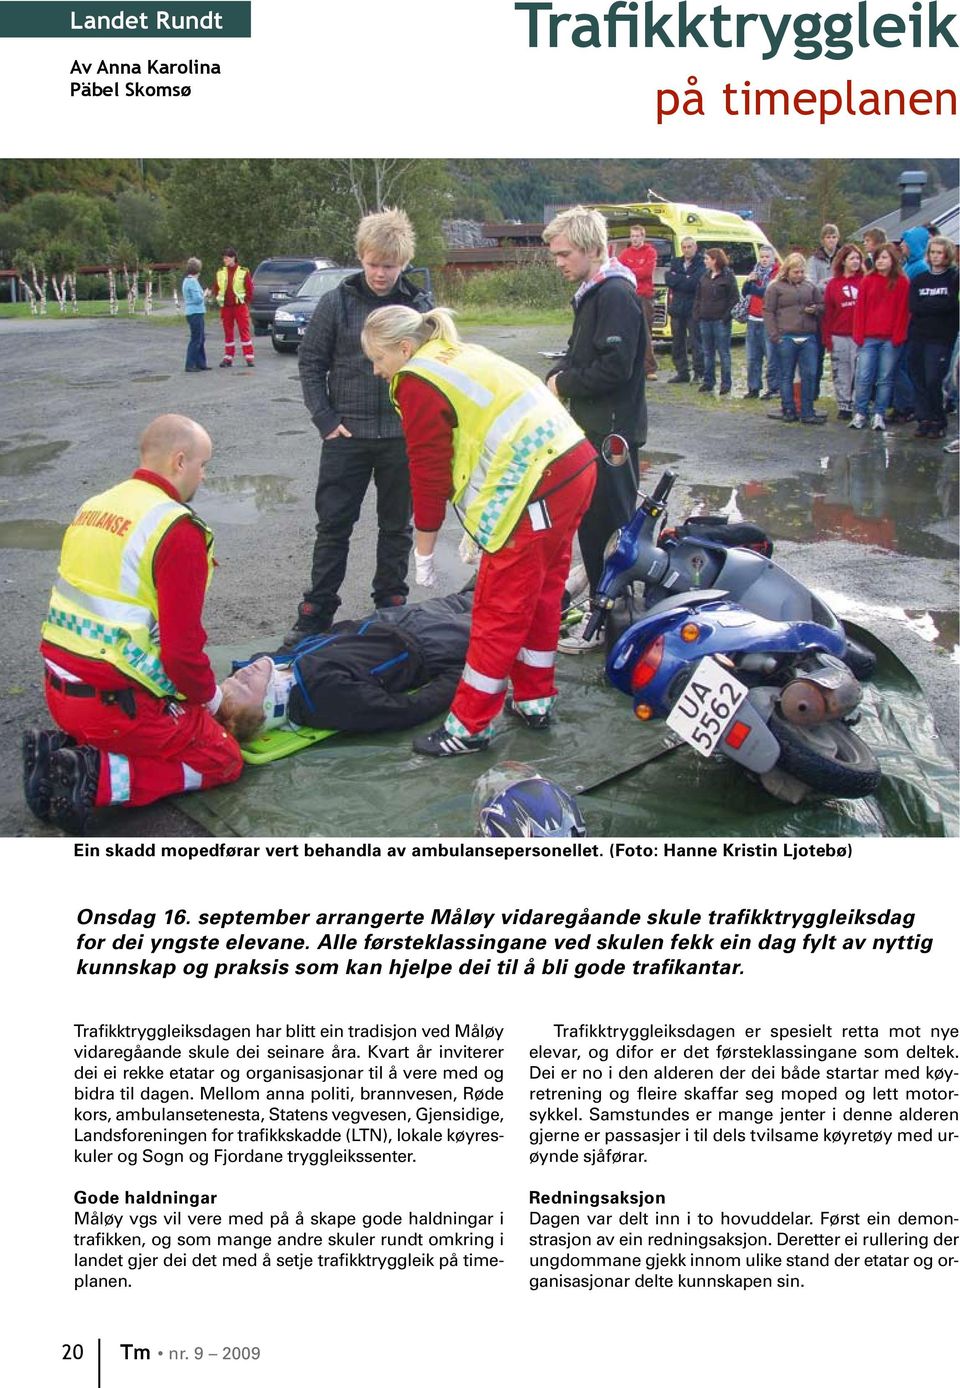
[1,3,957,1385]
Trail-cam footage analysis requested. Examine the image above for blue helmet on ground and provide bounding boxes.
[474,763,587,838]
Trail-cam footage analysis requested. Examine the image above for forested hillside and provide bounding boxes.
[1,158,955,282]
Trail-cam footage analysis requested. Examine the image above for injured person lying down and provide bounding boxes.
[216,590,474,742]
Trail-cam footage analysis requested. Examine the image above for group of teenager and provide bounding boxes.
[662,221,958,437]
[25,205,648,832]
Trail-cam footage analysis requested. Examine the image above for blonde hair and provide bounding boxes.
[542,205,608,256]
[777,253,808,281]
[219,698,265,744]
[355,207,416,265]
[926,235,956,268]
[361,305,460,358]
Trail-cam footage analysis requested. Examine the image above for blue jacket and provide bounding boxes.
[182,275,206,315]
[901,227,931,282]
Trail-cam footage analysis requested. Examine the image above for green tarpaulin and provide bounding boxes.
[178,625,957,838]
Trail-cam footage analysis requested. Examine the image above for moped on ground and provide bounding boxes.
[583,440,881,801]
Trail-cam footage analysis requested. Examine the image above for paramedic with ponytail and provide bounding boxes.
[362,306,596,758]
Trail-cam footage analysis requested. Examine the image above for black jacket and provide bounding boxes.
[908,268,959,344]
[664,252,707,315]
[299,272,433,439]
[549,275,647,445]
[693,267,740,323]
[282,591,472,733]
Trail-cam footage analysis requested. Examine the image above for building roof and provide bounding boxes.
[852,185,959,245]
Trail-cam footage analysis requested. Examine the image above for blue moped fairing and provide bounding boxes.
[606,598,847,711]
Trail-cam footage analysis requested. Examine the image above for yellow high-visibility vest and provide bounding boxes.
[42,477,214,698]
[215,264,251,305]
[392,339,585,552]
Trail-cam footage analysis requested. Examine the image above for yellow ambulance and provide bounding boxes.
[594,201,773,341]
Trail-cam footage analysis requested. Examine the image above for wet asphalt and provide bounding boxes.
[0,312,956,836]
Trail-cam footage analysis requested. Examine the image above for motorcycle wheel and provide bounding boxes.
[842,638,877,682]
[768,712,881,799]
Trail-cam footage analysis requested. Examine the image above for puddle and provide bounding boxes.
[0,519,66,549]
[199,474,296,524]
[820,593,960,661]
[686,451,959,560]
[636,449,684,483]
[0,440,70,475]
[272,397,299,404]
[905,608,960,658]
[277,430,307,437]
[131,374,171,384]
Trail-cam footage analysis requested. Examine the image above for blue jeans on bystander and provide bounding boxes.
[700,318,732,391]
[853,337,902,418]
[185,312,207,371]
[747,318,780,393]
[777,334,818,419]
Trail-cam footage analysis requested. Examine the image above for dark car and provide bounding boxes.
[270,267,358,352]
[250,257,336,335]
[270,265,435,353]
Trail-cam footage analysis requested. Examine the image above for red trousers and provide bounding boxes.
[45,681,243,809]
[220,303,254,361]
[452,461,596,734]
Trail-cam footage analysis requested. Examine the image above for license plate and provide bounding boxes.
[667,657,749,757]
[297,326,305,336]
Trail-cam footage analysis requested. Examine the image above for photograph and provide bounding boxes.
[2,156,957,838]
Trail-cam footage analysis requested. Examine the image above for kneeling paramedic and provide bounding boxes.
[24,414,243,833]
[361,306,597,757]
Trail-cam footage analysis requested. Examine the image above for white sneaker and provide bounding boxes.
[871,413,886,431]
[849,414,867,430]
[557,616,603,654]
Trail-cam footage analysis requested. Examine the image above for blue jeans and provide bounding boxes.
[854,338,902,417]
[892,352,915,414]
[746,318,779,393]
[778,335,818,419]
[700,318,732,390]
[185,313,207,370]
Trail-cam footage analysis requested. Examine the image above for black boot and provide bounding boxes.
[23,728,74,822]
[282,601,332,649]
[48,745,101,835]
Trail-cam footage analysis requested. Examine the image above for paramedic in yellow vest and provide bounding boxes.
[24,414,243,833]
[213,247,255,367]
[362,306,597,758]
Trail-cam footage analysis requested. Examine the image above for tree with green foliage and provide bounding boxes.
[44,240,80,314]
[115,189,172,262]
[165,159,312,274]
[13,248,46,315]
[164,159,449,274]
[8,191,114,263]
[108,238,141,315]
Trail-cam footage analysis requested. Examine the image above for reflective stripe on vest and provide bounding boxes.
[393,340,584,553]
[215,265,250,305]
[42,478,214,698]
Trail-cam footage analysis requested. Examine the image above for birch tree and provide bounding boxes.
[44,241,80,314]
[13,248,47,314]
